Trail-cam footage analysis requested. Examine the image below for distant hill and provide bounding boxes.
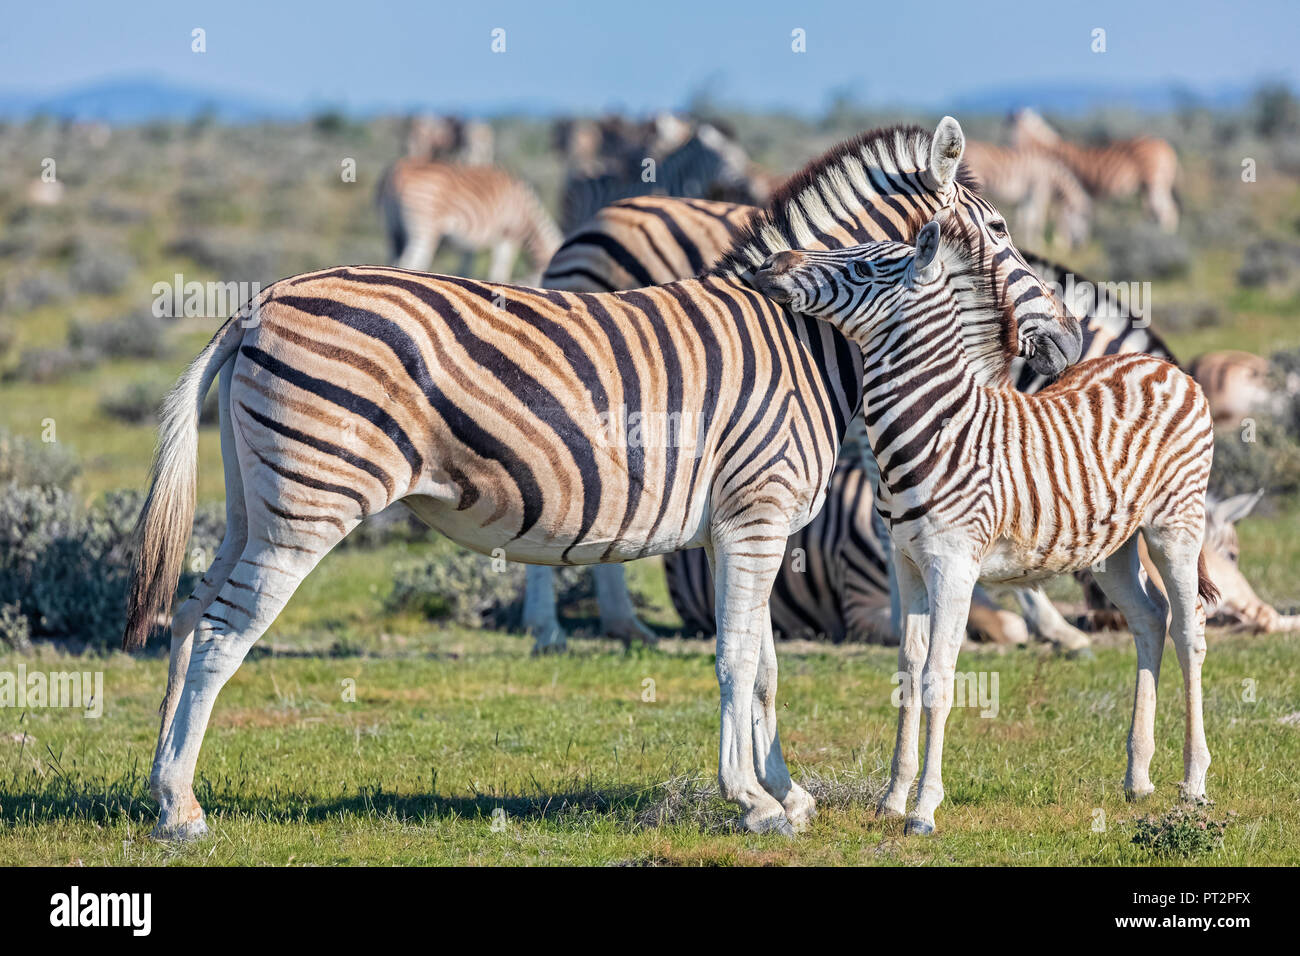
[0,74,1268,123]
[0,76,291,123]
[949,80,1255,116]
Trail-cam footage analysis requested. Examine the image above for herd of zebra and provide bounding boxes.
[121,111,1291,840]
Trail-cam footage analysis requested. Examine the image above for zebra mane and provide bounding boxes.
[714,124,982,275]
[928,241,1011,388]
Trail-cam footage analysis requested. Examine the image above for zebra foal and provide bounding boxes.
[755,222,1217,835]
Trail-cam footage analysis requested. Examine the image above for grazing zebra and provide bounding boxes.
[962,140,1091,249]
[754,222,1216,835]
[405,115,495,165]
[376,160,562,281]
[1011,108,1179,232]
[559,124,757,234]
[122,118,1079,840]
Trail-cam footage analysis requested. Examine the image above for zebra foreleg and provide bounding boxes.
[708,539,792,835]
[592,564,657,647]
[1013,586,1092,653]
[523,564,567,654]
[906,557,979,835]
[879,557,929,820]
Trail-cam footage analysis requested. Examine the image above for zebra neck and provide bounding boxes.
[715,126,944,273]
[860,291,982,481]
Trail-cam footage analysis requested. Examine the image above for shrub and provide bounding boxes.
[99,380,162,425]
[68,242,136,296]
[1131,806,1235,857]
[0,429,80,488]
[1100,223,1191,281]
[1236,238,1300,289]
[1,270,67,313]
[385,551,524,629]
[0,486,224,649]
[67,312,169,360]
[6,345,97,383]
[1209,417,1300,499]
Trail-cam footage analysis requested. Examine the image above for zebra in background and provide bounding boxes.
[1011,108,1180,232]
[754,223,1215,834]
[404,114,495,165]
[962,140,1091,249]
[376,160,562,281]
[559,122,759,233]
[122,118,1078,840]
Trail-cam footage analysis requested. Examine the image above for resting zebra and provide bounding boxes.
[754,223,1215,835]
[962,140,1091,249]
[664,457,1030,645]
[376,160,562,281]
[122,117,1078,840]
[1011,108,1179,232]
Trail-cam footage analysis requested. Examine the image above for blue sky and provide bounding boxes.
[2,0,1296,114]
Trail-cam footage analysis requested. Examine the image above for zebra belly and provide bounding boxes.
[977,526,1137,585]
[401,492,711,566]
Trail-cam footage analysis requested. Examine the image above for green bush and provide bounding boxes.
[1210,417,1300,499]
[1131,806,1235,857]
[385,551,524,629]
[0,485,224,649]
[0,428,80,489]
[68,312,169,360]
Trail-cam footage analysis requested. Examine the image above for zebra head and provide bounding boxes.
[753,223,947,343]
[921,117,1082,377]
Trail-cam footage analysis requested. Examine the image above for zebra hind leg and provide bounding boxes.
[1088,534,1169,801]
[708,538,791,835]
[751,613,816,830]
[150,514,357,841]
[1143,525,1211,803]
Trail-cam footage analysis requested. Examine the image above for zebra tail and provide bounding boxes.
[1197,551,1220,607]
[122,314,247,651]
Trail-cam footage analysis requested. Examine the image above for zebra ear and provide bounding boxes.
[927,116,965,191]
[914,221,941,277]
[1212,489,1264,526]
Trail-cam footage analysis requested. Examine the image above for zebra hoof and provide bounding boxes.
[904,817,935,837]
[1124,785,1156,803]
[745,808,796,838]
[150,816,209,843]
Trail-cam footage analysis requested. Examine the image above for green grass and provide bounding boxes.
[2,630,1298,865]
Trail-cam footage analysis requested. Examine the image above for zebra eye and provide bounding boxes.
[848,260,873,282]
[988,219,1008,238]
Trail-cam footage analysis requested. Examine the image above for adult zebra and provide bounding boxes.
[123,118,1078,840]
[962,140,1091,250]
[528,174,1169,653]
[559,123,758,233]
[1011,109,1179,232]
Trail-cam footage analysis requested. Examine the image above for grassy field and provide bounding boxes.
[2,628,1298,865]
[3,109,1300,865]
